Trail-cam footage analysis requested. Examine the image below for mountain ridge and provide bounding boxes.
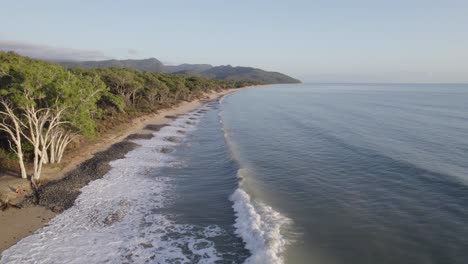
[58,58,301,84]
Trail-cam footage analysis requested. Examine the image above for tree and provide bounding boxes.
[0,51,249,184]
[0,99,27,179]
[140,72,170,107]
[0,51,106,181]
[98,68,143,108]
[0,95,66,183]
[48,127,75,163]
[21,100,66,184]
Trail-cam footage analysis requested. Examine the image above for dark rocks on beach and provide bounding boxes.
[164,115,179,120]
[23,142,137,213]
[139,243,153,249]
[103,211,124,226]
[159,147,173,154]
[165,136,182,143]
[176,130,186,134]
[144,124,168,131]
[125,133,154,140]
[102,200,129,225]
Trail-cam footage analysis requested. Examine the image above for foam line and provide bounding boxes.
[219,97,292,264]
[230,186,291,264]
[0,107,225,264]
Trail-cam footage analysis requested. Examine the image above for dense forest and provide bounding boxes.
[0,51,257,184]
[60,58,302,84]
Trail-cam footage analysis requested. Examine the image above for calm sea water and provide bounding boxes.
[220,83,468,264]
[2,83,468,264]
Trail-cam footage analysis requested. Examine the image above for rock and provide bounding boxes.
[144,124,168,131]
[125,133,154,140]
[21,142,137,213]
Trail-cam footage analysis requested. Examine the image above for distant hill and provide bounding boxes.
[199,65,300,84]
[165,63,213,74]
[59,58,301,84]
[59,58,165,72]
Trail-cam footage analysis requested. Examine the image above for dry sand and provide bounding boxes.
[0,88,237,253]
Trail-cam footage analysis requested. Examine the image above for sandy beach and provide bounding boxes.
[0,88,237,252]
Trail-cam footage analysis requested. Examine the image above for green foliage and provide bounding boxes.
[21,140,34,160]
[0,51,255,166]
[0,147,17,171]
[60,58,301,84]
[100,90,126,113]
[0,51,107,138]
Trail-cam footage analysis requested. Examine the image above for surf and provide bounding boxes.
[0,106,226,264]
[220,94,292,264]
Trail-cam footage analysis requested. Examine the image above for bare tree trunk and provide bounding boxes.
[124,93,132,107]
[41,148,49,164]
[17,151,27,179]
[49,132,57,163]
[49,128,74,163]
[0,100,28,179]
[23,106,48,180]
[23,105,66,180]
[1,94,72,185]
[56,132,73,163]
[131,91,136,107]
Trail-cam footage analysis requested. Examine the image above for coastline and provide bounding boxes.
[0,88,238,253]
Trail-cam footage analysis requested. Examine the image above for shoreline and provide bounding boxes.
[0,88,238,252]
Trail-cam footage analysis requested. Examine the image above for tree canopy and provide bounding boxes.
[0,51,257,180]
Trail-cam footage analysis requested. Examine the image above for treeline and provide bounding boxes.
[0,51,256,184]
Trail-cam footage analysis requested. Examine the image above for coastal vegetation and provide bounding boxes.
[0,51,256,185]
[59,58,302,84]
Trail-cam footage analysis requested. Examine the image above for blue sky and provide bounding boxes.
[1,0,467,82]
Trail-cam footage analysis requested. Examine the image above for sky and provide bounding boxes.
[0,0,467,83]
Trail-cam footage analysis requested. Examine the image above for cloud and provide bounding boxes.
[0,40,112,61]
[127,49,138,55]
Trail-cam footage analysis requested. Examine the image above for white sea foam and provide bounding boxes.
[230,173,291,264]
[219,95,292,264]
[0,107,226,264]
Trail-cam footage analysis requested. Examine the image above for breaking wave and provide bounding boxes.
[230,183,291,264]
[220,94,292,264]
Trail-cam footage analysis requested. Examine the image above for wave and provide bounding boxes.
[219,94,292,264]
[230,185,291,264]
[0,105,227,264]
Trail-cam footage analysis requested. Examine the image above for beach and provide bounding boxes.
[2,83,466,263]
[0,88,237,253]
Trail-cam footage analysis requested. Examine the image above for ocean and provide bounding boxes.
[1,83,468,263]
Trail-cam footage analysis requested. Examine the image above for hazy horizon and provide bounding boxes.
[1,0,467,83]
